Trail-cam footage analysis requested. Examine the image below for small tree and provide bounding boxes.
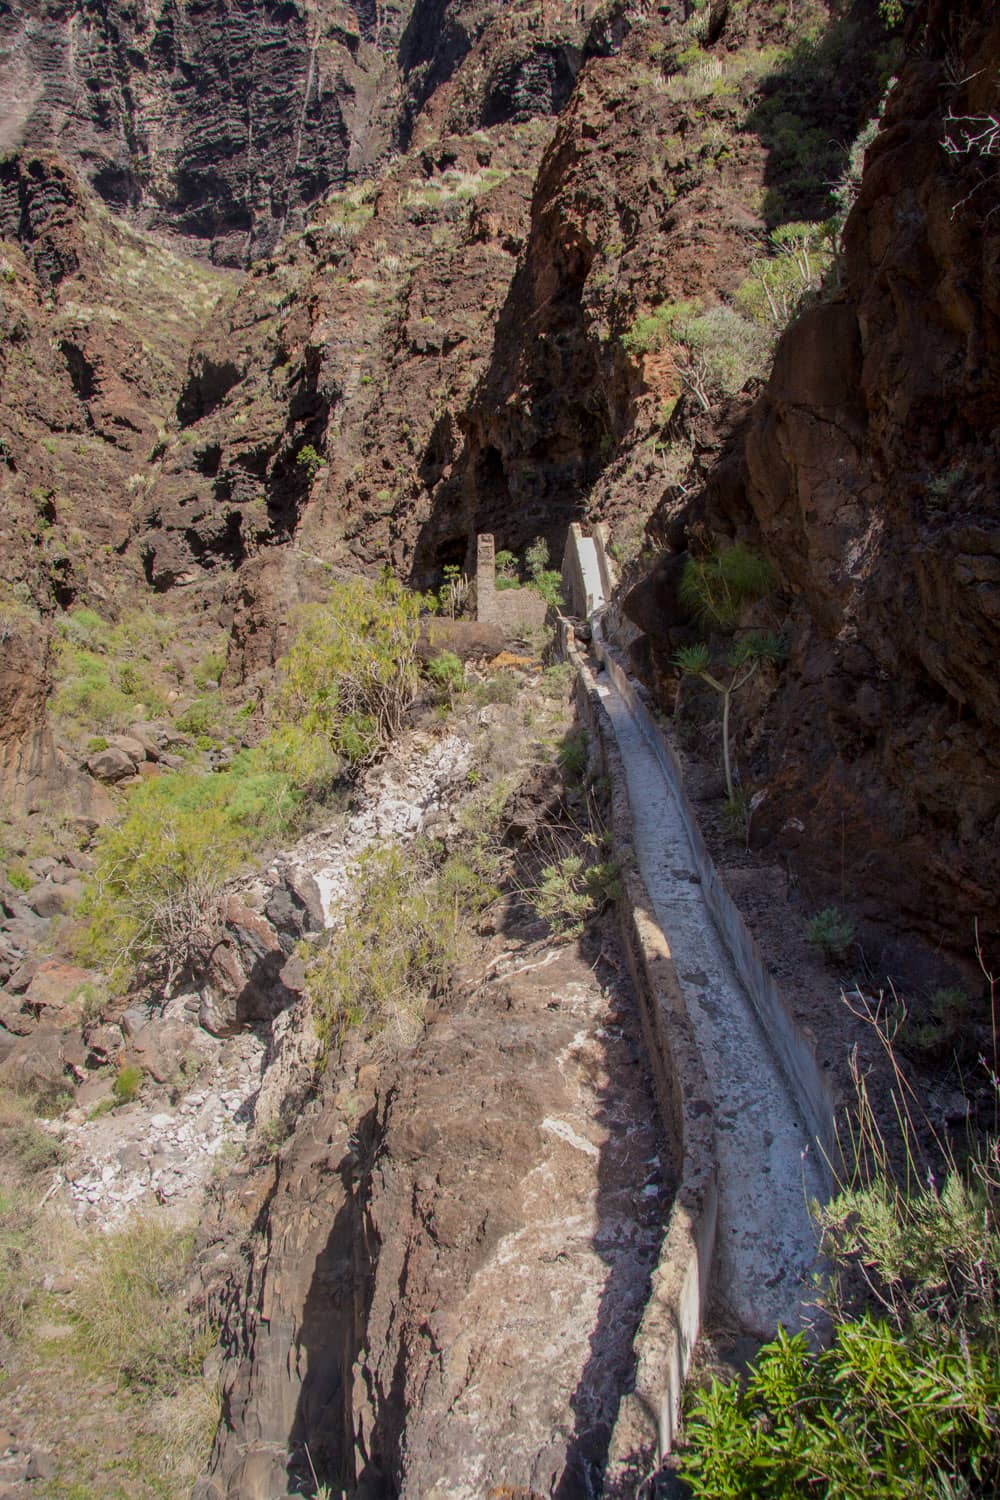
[679,542,777,629]
[674,634,785,803]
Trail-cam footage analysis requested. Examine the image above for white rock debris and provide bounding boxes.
[272,731,473,923]
[48,729,475,1226]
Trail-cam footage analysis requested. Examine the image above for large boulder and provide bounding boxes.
[86,746,135,783]
[0,1028,69,1100]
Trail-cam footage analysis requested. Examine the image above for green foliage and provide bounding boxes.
[679,543,777,629]
[735,220,834,326]
[272,574,421,766]
[624,298,771,398]
[5,861,32,892]
[622,299,700,356]
[532,569,564,609]
[674,627,785,802]
[533,853,621,937]
[75,774,262,984]
[71,1219,213,1395]
[192,648,226,690]
[495,549,519,589]
[51,605,171,735]
[473,674,518,707]
[426,650,465,702]
[557,728,589,782]
[680,305,773,395]
[305,838,501,1045]
[674,642,712,677]
[524,537,550,581]
[821,1168,1000,1350]
[806,906,856,962]
[296,443,324,478]
[175,697,218,737]
[111,1064,143,1105]
[682,1319,1000,1499]
[438,563,471,619]
[685,1004,1000,1498]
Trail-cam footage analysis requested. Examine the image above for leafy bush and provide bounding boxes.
[426,651,465,702]
[75,776,258,984]
[192,647,226,689]
[305,838,501,1045]
[682,1319,1000,1499]
[684,988,1000,1499]
[806,906,856,962]
[473,674,518,707]
[296,443,324,478]
[557,728,589,782]
[495,549,519,589]
[112,1064,143,1105]
[273,574,421,767]
[5,861,31,892]
[52,605,171,735]
[623,299,771,402]
[533,853,621,937]
[735,220,834,326]
[176,696,218,737]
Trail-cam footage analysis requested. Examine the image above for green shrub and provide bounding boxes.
[5,862,31,892]
[557,728,589,782]
[806,906,855,962]
[495,549,519,589]
[192,648,226,689]
[680,305,773,394]
[296,443,324,478]
[679,542,777,629]
[533,853,621,937]
[305,838,501,1045]
[426,651,465,702]
[176,697,218,736]
[682,1320,1000,1499]
[111,1064,143,1105]
[52,605,171,734]
[623,299,771,398]
[622,299,700,356]
[684,1023,1000,1499]
[75,776,257,984]
[735,220,833,326]
[473,674,518,707]
[273,574,421,765]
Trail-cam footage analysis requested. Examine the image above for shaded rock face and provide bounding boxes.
[198,936,667,1499]
[130,0,882,613]
[0,0,391,265]
[628,0,999,962]
[0,150,230,608]
[0,0,589,267]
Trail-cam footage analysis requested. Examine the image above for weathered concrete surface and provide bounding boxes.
[592,668,821,1334]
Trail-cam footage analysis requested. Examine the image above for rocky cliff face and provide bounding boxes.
[628,0,1000,963]
[0,0,589,265]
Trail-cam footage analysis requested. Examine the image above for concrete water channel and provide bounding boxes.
[562,527,825,1340]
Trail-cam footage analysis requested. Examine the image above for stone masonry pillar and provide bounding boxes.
[476,533,498,624]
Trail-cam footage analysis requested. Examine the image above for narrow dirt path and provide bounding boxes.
[593,667,823,1335]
